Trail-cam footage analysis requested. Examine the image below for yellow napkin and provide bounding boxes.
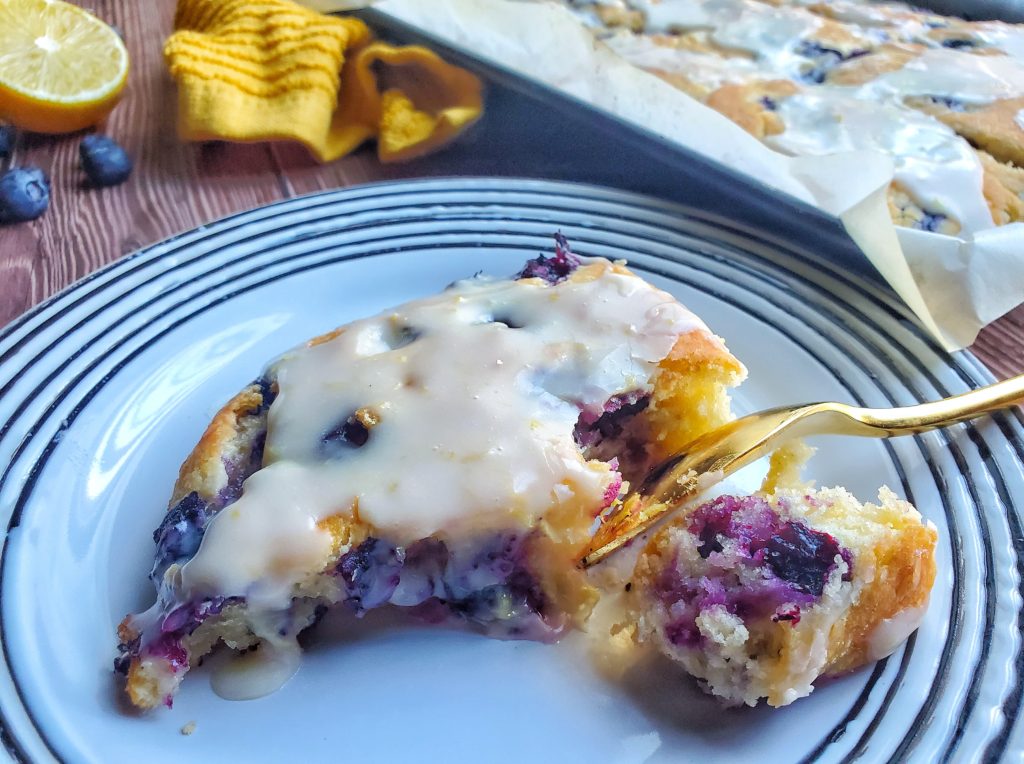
[164,0,483,162]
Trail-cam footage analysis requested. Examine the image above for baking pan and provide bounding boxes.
[915,0,1024,22]
[351,2,1022,286]
[352,7,884,281]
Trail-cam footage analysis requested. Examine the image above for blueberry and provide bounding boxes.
[255,376,277,411]
[0,125,14,160]
[146,634,189,672]
[448,556,547,628]
[391,538,448,606]
[794,40,869,84]
[219,431,266,505]
[517,232,581,284]
[665,617,702,648]
[322,413,371,452]
[160,596,230,634]
[337,538,403,612]
[941,38,978,49]
[928,95,965,112]
[390,324,420,348]
[0,167,49,224]
[696,517,727,559]
[444,532,522,599]
[918,211,949,233]
[573,391,650,449]
[764,521,846,597]
[151,492,210,579]
[113,634,140,674]
[79,134,133,187]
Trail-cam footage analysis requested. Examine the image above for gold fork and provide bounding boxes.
[578,373,1024,568]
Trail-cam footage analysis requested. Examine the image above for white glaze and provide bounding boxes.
[1016,108,1024,133]
[180,258,706,607]
[210,640,302,701]
[631,0,717,33]
[632,0,821,71]
[866,603,928,661]
[601,2,820,89]
[767,91,994,232]
[578,0,1024,236]
[795,0,899,27]
[864,48,1024,105]
[710,3,819,62]
[977,22,1024,60]
[604,32,769,89]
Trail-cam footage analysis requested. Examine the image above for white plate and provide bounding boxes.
[1,179,1021,763]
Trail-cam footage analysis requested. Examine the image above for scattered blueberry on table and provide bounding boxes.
[0,125,14,160]
[80,134,133,187]
[0,167,50,224]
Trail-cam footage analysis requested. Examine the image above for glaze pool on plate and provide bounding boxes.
[0,179,1020,763]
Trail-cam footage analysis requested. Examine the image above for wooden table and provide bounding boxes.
[2,0,1022,380]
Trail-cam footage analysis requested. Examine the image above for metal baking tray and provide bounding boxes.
[353,8,872,277]
[350,3,1019,283]
[916,0,1024,22]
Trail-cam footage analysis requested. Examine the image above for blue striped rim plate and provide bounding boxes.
[0,179,1020,763]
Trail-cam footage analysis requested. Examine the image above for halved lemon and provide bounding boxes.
[0,0,129,134]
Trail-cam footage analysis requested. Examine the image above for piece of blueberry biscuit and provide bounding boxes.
[116,236,747,709]
[630,486,937,707]
[705,80,800,138]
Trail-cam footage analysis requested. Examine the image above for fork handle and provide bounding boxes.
[824,373,1024,437]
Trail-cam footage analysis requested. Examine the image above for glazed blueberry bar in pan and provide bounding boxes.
[571,0,1024,235]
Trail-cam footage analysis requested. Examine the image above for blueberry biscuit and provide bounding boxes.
[630,486,937,707]
[115,236,747,709]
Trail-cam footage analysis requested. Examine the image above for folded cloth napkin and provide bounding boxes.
[164,0,483,162]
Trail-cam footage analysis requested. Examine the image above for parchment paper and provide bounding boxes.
[304,0,1024,351]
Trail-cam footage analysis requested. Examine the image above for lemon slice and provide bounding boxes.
[0,0,129,134]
